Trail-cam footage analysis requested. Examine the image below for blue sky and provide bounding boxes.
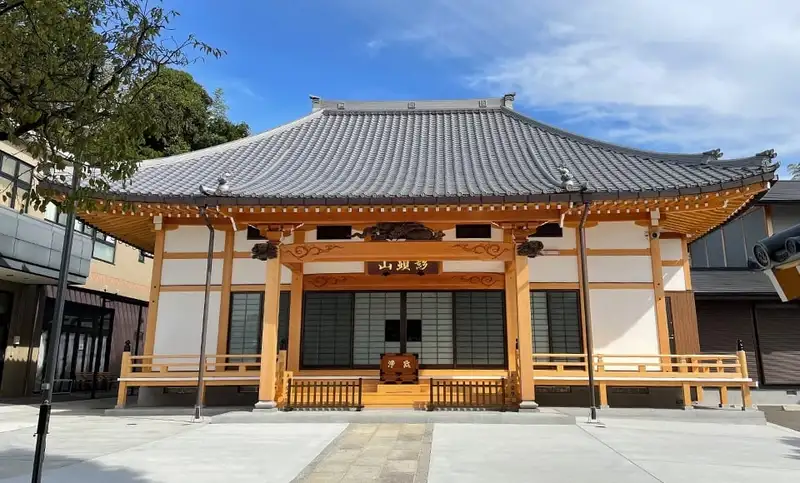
[165,0,799,177]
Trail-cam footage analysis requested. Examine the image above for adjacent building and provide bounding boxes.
[61,95,775,410]
[691,180,800,400]
[0,141,151,398]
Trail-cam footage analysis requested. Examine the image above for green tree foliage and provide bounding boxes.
[788,164,800,180]
[137,69,249,159]
[0,0,226,209]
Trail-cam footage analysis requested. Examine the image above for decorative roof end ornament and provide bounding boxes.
[502,92,516,109]
[199,172,232,196]
[756,149,778,159]
[702,148,723,160]
[309,95,322,112]
[558,166,581,192]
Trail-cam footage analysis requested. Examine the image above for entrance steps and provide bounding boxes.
[364,382,430,408]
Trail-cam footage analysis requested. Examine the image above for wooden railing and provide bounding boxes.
[284,378,363,411]
[125,353,263,374]
[532,350,752,408]
[427,379,507,411]
[532,353,747,378]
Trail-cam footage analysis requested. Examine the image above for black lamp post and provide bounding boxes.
[193,175,232,421]
[31,164,81,483]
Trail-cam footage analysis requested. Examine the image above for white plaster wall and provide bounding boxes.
[165,226,225,252]
[659,238,683,260]
[232,258,265,285]
[443,261,505,273]
[587,256,652,283]
[586,222,649,250]
[161,259,223,285]
[306,228,360,242]
[663,266,686,291]
[153,291,221,368]
[230,259,292,284]
[304,262,365,274]
[442,226,504,241]
[529,256,579,283]
[233,230,294,252]
[281,266,291,284]
[590,289,659,356]
[530,227,576,250]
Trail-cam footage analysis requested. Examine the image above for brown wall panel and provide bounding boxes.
[666,291,700,354]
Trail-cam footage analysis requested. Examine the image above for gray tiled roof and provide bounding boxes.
[760,180,800,203]
[106,97,778,204]
[691,270,776,294]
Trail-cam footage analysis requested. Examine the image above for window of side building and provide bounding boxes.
[0,153,33,213]
[44,202,117,264]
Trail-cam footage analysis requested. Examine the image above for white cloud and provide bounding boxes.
[349,0,800,172]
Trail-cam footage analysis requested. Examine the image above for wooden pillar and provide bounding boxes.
[512,244,537,410]
[216,229,235,366]
[648,212,671,356]
[288,269,304,372]
[143,224,165,359]
[115,351,130,409]
[287,231,304,373]
[738,349,753,410]
[255,243,282,409]
[598,382,608,408]
[503,232,519,374]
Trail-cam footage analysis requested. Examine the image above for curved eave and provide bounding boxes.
[43,169,774,208]
[500,106,774,168]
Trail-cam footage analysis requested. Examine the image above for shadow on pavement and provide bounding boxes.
[0,448,148,483]
[782,437,800,461]
[0,398,116,418]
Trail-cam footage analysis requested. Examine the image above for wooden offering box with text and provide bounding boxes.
[380,353,419,384]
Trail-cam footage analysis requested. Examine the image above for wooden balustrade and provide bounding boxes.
[428,378,507,411]
[532,350,753,409]
[284,378,363,411]
[532,353,746,377]
[116,352,263,409]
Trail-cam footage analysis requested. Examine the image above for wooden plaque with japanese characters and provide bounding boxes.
[379,353,419,384]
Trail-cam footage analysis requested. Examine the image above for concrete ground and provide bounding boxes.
[2,400,800,482]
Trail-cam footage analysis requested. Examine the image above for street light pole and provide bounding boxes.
[577,200,599,423]
[193,205,215,421]
[31,164,81,483]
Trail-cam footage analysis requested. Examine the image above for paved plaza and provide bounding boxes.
[1,401,800,482]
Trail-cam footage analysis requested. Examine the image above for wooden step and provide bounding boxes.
[375,383,428,395]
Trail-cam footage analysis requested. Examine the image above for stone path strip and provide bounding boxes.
[292,423,433,483]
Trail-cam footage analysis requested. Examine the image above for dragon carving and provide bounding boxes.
[351,222,444,241]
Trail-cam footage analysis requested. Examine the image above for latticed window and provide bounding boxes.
[0,153,33,212]
[227,292,290,363]
[227,293,264,362]
[530,291,582,354]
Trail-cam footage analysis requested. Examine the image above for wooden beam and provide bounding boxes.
[649,226,672,356]
[303,272,505,291]
[256,251,281,408]
[162,252,225,259]
[216,230,236,364]
[287,230,304,373]
[160,285,223,292]
[681,237,693,291]
[281,241,515,263]
[143,228,165,359]
[504,231,519,374]
[288,269,303,373]
[514,253,537,408]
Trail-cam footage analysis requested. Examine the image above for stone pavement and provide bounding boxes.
[3,400,800,482]
[291,424,432,483]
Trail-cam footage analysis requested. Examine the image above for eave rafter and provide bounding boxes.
[75,182,768,253]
